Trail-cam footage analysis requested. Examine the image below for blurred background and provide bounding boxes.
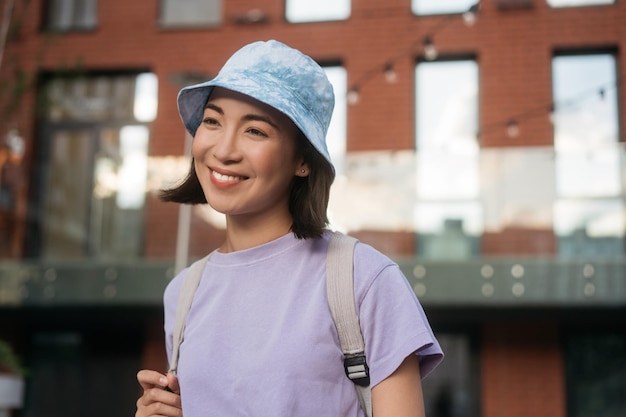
[0,0,624,416]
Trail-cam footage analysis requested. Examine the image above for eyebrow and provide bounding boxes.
[205,102,279,130]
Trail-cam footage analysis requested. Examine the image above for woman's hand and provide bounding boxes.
[136,370,182,417]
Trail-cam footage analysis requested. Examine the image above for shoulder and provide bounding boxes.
[328,231,395,269]
[328,231,405,301]
[353,239,396,272]
[348,234,401,284]
[163,267,187,313]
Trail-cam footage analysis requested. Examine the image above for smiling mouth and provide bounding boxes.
[211,170,248,182]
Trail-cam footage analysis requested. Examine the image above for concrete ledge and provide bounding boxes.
[1,258,624,307]
[399,257,626,307]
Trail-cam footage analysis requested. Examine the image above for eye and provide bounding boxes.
[246,127,268,137]
[202,117,219,126]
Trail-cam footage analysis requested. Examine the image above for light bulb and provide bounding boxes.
[463,11,476,26]
[506,120,520,138]
[347,88,360,105]
[384,64,398,83]
[423,36,438,61]
[463,3,480,27]
[548,104,555,124]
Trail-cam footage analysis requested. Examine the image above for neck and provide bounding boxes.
[220,212,294,253]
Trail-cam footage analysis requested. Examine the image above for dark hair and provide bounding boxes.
[159,131,334,239]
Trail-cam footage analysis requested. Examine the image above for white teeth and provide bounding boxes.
[212,170,244,182]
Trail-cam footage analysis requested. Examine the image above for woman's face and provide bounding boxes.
[192,87,307,222]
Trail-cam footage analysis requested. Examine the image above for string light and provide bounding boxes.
[477,81,619,140]
[548,103,555,124]
[421,2,480,60]
[347,2,480,106]
[344,1,619,141]
[506,120,520,138]
[384,63,398,83]
[463,3,480,27]
[347,88,360,105]
[423,36,438,61]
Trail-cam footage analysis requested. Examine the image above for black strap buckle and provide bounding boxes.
[344,354,370,387]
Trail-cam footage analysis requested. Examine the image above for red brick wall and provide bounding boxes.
[3,0,625,260]
[482,321,566,417]
[482,227,556,255]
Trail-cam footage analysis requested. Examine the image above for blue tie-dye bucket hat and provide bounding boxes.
[177,40,335,173]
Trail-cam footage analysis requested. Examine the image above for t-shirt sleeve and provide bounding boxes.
[354,243,444,388]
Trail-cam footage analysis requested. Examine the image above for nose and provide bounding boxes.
[212,128,242,164]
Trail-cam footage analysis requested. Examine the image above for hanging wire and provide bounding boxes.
[476,79,620,140]
[345,1,621,141]
[347,2,481,104]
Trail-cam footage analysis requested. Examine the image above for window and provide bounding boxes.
[547,0,613,7]
[414,59,481,259]
[159,0,221,28]
[565,331,626,417]
[422,332,480,417]
[25,330,142,417]
[286,0,350,23]
[323,66,347,175]
[551,53,623,257]
[28,72,158,260]
[45,0,97,31]
[412,0,477,15]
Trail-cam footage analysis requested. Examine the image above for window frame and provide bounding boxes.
[43,0,98,32]
[411,0,478,16]
[158,0,222,29]
[546,0,614,8]
[285,0,351,23]
[26,71,156,260]
[414,56,482,260]
[551,49,623,256]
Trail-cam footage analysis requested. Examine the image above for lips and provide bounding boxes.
[212,170,246,182]
[210,168,249,186]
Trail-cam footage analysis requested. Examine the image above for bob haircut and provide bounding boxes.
[159,130,334,239]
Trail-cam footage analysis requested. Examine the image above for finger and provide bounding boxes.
[137,394,182,417]
[167,372,180,394]
[138,387,182,408]
[137,369,169,390]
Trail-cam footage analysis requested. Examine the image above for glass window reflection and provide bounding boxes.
[159,0,221,28]
[29,73,155,260]
[552,53,623,257]
[286,0,350,23]
[134,73,158,122]
[415,60,480,259]
[553,54,619,197]
[412,0,477,15]
[323,67,347,176]
[547,0,614,8]
[46,0,98,31]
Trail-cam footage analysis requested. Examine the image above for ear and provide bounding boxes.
[295,160,310,177]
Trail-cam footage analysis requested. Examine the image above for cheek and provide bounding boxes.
[252,146,296,175]
[191,132,207,158]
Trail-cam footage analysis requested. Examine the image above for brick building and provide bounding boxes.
[0,0,624,416]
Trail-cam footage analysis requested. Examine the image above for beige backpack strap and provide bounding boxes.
[327,232,372,417]
[168,254,211,374]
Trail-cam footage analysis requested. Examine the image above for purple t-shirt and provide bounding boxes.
[164,231,443,417]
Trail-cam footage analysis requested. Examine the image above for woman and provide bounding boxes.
[136,40,443,417]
